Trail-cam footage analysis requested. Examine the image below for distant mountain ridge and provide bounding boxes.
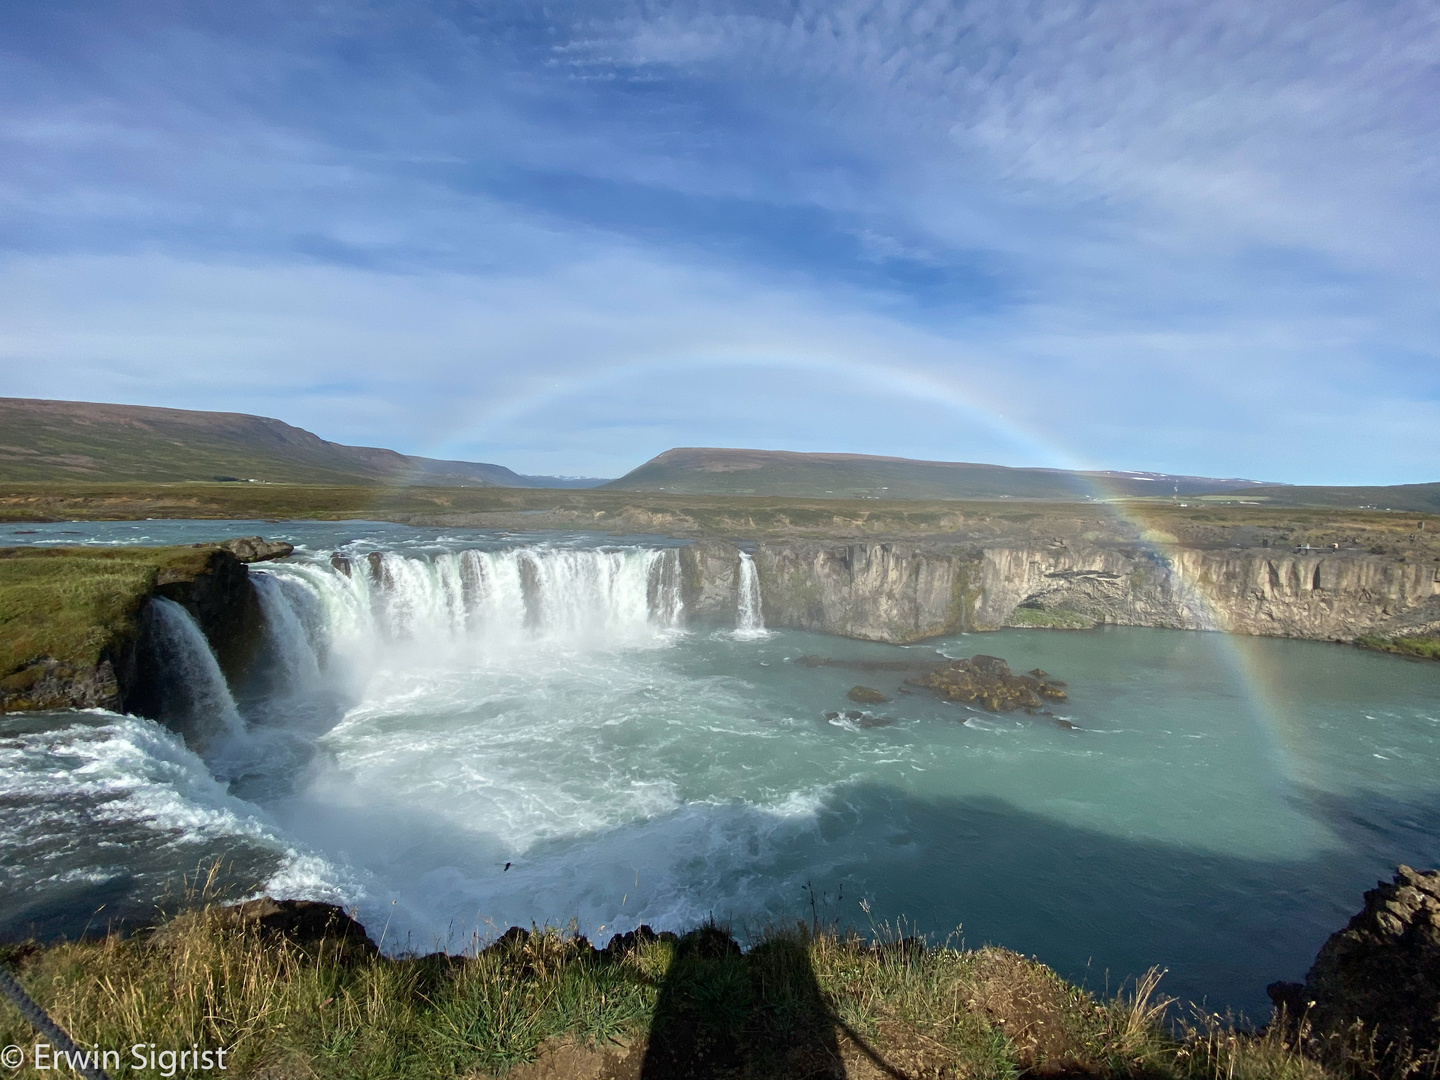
[4,401,1433,511]
[604,447,1281,501]
[0,398,607,488]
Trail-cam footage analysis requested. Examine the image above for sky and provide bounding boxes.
[0,1,1436,483]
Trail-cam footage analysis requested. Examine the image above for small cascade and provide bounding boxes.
[253,545,686,672]
[145,597,247,751]
[735,551,767,638]
[648,549,685,628]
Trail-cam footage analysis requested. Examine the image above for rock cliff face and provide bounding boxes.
[753,543,977,642]
[1270,865,1440,1070]
[678,540,745,624]
[124,549,265,718]
[977,545,1440,640]
[686,539,1440,645]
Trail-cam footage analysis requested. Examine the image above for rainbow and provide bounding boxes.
[366,350,1330,794]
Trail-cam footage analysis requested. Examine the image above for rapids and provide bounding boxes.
[2,520,1440,1019]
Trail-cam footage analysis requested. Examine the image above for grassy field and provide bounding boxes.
[0,545,217,679]
[0,902,1353,1080]
[1,481,1435,547]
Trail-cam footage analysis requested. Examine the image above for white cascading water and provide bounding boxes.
[734,551,767,638]
[145,597,247,751]
[251,573,323,690]
[251,546,686,687]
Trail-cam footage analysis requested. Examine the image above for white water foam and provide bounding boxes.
[0,711,350,904]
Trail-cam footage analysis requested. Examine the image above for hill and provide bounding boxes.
[0,398,606,488]
[604,447,1280,501]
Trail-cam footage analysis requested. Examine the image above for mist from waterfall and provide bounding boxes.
[734,551,767,638]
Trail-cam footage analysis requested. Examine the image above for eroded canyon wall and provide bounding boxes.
[687,539,1440,644]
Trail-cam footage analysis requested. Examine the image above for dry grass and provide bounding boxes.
[0,904,1364,1080]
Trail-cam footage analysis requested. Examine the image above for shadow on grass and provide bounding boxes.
[640,922,849,1080]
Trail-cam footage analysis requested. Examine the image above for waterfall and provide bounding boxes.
[252,545,686,674]
[145,597,246,751]
[252,573,323,691]
[735,552,767,638]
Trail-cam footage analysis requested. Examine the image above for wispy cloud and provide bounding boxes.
[0,0,1434,482]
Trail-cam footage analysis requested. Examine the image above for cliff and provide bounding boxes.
[685,538,1440,645]
[1270,865,1440,1071]
[0,538,285,713]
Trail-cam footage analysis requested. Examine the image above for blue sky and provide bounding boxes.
[1,1,1436,483]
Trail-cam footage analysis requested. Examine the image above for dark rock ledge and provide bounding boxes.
[1269,865,1440,1070]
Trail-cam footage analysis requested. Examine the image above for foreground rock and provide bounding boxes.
[223,898,378,958]
[1269,865,1440,1071]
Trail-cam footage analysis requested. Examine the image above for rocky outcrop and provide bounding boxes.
[678,539,744,624]
[847,685,888,704]
[221,536,295,563]
[1269,866,1440,1071]
[912,655,1068,712]
[718,540,1440,645]
[151,898,379,961]
[798,653,1067,714]
[0,657,129,713]
[224,897,378,958]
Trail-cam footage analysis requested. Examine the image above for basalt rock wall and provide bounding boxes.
[123,549,266,717]
[979,544,1440,641]
[678,540,744,625]
[690,539,1440,644]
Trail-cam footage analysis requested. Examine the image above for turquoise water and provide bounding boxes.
[2,520,1438,1019]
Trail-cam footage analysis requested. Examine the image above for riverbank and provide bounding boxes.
[4,517,1437,718]
[2,481,1436,547]
[0,540,287,713]
[5,525,1440,1047]
[0,898,1332,1080]
[0,545,235,712]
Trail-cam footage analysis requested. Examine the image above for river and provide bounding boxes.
[3,519,1438,1019]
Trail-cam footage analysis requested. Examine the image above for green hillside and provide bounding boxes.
[0,398,539,487]
[604,447,1279,501]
